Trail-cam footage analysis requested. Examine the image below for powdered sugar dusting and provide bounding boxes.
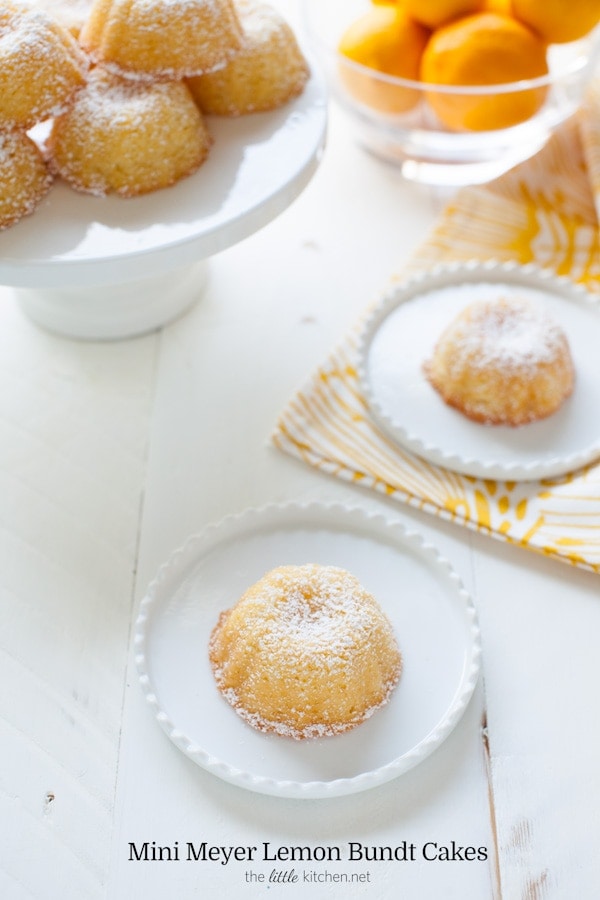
[209,564,402,741]
[0,2,88,128]
[47,68,211,196]
[237,0,295,41]
[58,73,190,128]
[440,296,569,376]
[31,0,92,36]
[187,0,309,115]
[252,566,377,654]
[80,0,244,78]
[425,293,575,426]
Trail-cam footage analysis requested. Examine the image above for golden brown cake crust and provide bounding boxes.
[424,296,575,426]
[187,0,309,116]
[0,130,53,230]
[209,564,402,740]
[79,0,244,81]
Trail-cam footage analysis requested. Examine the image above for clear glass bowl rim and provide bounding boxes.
[303,7,600,96]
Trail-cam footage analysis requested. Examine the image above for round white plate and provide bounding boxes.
[135,501,481,799]
[357,261,600,481]
[0,72,326,289]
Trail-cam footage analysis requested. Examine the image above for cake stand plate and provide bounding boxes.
[0,73,326,340]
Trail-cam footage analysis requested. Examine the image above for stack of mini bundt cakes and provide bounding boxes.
[0,0,87,227]
[0,0,309,227]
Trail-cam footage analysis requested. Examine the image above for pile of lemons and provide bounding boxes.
[338,0,600,131]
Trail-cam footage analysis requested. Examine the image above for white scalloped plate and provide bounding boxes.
[134,502,481,799]
[357,261,600,481]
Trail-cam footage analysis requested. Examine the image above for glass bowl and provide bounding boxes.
[302,0,600,186]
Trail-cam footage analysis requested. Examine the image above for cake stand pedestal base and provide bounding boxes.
[15,260,208,341]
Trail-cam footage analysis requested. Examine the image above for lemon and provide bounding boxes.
[338,5,430,113]
[420,12,549,130]
[511,0,600,43]
[404,0,484,28]
[483,0,512,11]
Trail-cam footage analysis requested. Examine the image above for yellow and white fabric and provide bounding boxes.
[273,84,600,574]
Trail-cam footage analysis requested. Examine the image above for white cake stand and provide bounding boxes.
[0,74,327,340]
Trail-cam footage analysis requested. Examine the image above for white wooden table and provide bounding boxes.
[1,80,599,900]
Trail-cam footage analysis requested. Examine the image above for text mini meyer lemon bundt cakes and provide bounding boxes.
[424,296,575,426]
[209,564,402,740]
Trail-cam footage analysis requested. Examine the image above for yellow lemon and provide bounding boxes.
[404,0,484,29]
[338,5,430,113]
[483,0,512,11]
[420,12,549,131]
[511,0,600,43]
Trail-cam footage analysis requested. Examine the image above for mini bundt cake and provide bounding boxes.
[47,68,212,197]
[0,130,53,230]
[209,563,402,740]
[424,295,575,426]
[0,0,88,130]
[187,0,309,116]
[79,0,244,81]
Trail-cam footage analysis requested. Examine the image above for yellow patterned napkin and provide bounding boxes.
[273,83,600,574]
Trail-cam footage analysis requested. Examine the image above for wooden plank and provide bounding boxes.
[470,538,600,898]
[0,292,156,898]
